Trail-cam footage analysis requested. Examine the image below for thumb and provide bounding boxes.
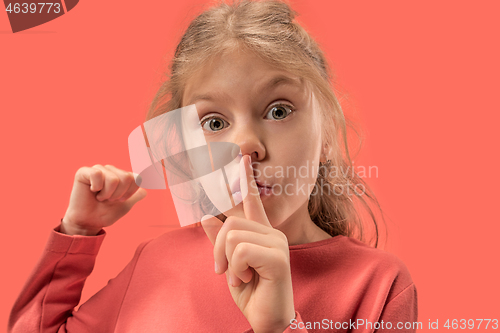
[201,214,223,246]
[125,188,148,206]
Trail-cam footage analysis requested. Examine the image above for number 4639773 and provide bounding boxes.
[443,319,498,330]
[6,3,62,14]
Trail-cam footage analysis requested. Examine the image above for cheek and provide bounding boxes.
[270,128,321,185]
[198,171,233,214]
[265,139,320,192]
[265,155,320,205]
[282,105,321,146]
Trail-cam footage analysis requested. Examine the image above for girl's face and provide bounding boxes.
[181,48,324,235]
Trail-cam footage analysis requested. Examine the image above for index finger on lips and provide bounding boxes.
[240,155,272,227]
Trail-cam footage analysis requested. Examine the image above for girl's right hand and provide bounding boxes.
[61,164,148,236]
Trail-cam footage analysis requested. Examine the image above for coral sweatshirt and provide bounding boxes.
[8,224,418,333]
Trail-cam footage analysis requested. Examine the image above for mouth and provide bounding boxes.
[231,177,273,199]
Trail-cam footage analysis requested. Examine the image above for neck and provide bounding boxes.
[276,200,332,246]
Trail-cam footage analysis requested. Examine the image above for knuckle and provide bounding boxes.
[233,243,249,260]
[122,174,134,186]
[76,166,87,175]
[107,175,120,186]
[224,216,236,228]
[90,168,102,176]
[226,230,238,245]
[92,164,103,169]
[125,172,135,182]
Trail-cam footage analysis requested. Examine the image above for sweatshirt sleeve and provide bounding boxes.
[376,282,419,333]
[241,311,309,333]
[8,224,152,333]
[8,224,106,333]
[284,311,309,332]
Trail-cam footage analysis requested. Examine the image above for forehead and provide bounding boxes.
[182,49,306,107]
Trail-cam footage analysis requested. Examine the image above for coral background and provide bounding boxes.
[1,0,499,331]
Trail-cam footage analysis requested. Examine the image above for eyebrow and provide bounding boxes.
[186,74,302,106]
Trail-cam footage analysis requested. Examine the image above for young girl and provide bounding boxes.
[8,0,418,332]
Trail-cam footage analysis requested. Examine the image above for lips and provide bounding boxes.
[231,178,241,195]
[255,179,272,188]
[230,177,272,195]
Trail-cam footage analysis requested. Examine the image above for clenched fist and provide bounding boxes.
[61,164,147,236]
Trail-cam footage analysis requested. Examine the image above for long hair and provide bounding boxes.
[145,0,387,247]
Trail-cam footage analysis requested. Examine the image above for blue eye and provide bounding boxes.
[201,116,228,132]
[265,103,294,120]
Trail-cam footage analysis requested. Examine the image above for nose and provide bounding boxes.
[232,122,266,162]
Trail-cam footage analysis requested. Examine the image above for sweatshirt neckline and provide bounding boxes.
[288,234,346,251]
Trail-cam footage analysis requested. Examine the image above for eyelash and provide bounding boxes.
[199,103,295,133]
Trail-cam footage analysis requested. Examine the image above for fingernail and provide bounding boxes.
[215,262,219,273]
[133,173,142,187]
[247,155,252,167]
[228,275,234,287]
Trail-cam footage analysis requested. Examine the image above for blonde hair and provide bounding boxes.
[146,0,387,247]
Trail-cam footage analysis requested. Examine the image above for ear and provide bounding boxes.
[319,152,327,163]
[320,143,332,163]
